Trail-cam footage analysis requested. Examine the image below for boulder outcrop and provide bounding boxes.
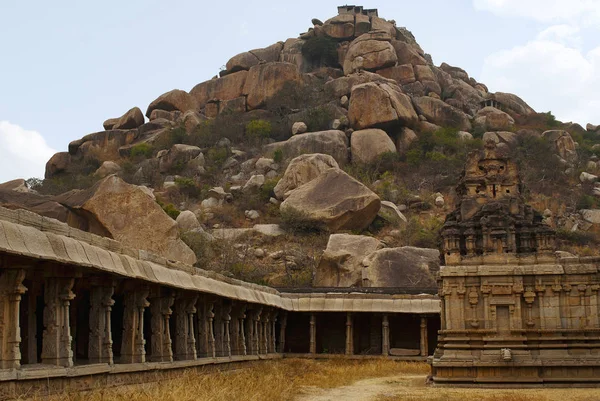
[264,130,349,166]
[104,107,145,130]
[243,62,301,110]
[314,234,382,287]
[343,31,397,75]
[348,82,418,129]
[362,246,439,287]
[190,71,248,110]
[280,168,380,231]
[146,89,196,118]
[273,153,339,200]
[54,175,196,265]
[413,96,472,131]
[350,128,396,164]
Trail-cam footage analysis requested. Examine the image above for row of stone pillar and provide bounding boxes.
[307,313,429,356]
[0,269,287,369]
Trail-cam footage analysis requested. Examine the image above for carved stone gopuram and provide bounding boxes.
[432,141,600,386]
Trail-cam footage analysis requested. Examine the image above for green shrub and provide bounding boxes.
[175,177,200,198]
[556,229,598,246]
[260,178,279,201]
[130,143,153,159]
[577,194,597,210]
[273,149,283,163]
[304,106,334,132]
[246,119,272,140]
[301,35,339,67]
[156,199,180,220]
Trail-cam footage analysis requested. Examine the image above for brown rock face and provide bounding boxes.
[343,32,397,75]
[494,92,536,116]
[322,22,355,39]
[45,152,71,178]
[264,130,349,166]
[391,40,427,65]
[362,247,439,288]
[412,96,472,131]
[475,106,515,131]
[273,153,339,200]
[314,234,382,287]
[350,128,396,164]
[377,64,416,85]
[243,62,301,110]
[190,71,248,110]
[541,130,577,162]
[54,175,196,265]
[225,42,283,73]
[348,82,418,129]
[146,89,196,118]
[280,168,380,231]
[108,107,145,130]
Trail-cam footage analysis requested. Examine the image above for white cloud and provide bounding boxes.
[0,121,56,182]
[481,34,600,125]
[536,25,582,48]
[473,0,600,24]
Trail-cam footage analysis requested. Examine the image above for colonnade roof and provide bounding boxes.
[0,206,440,314]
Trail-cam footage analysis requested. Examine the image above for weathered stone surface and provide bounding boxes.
[343,33,397,75]
[102,117,119,131]
[314,234,382,287]
[494,92,536,116]
[395,127,417,155]
[322,21,355,39]
[292,121,307,135]
[587,123,599,132]
[225,42,283,73]
[377,64,416,85]
[182,110,206,133]
[94,161,122,178]
[348,82,418,129]
[158,144,202,174]
[414,65,435,82]
[378,201,407,224]
[274,153,339,200]
[0,179,32,193]
[457,131,473,141]
[54,175,196,265]
[371,16,396,37]
[220,97,247,114]
[475,107,515,131]
[280,168,380,231]
[412,96,472,131]
[0,190,81,229]
[279,38,308,72]
[45,152,71,178]
[580,172,598,183]
[581,209,600,224]
[264,130,349,166]
[324,71,393,98]
[176,210,201,232]
[190,71,248,110]
[243,62,301,110]
[149,109,180,122]
[391,40,426,65]
[541,130,577,162]
[109,107,145,130]
[354,14,370,36]
[351,128,396,164]
[146,89,196,118]
[362,246,439,287]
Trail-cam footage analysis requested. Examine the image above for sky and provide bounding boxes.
[1,0,599,182]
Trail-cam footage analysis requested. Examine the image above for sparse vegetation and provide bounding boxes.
[130,142,153,159]
[301,35,339,67]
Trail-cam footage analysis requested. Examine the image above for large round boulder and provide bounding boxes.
[264,130,349,166]
[314,234,382,287]
[105,107,145,130]
[243,62,301,110]
[350,129,396,164]
[542,130,577,162]
[273,153,339,200]
[348,82,418,129]
[146,89,196,118]
[343,31,397,75]
[362,246,439,287]
[412,96,472,131]
[158,144,203,174]
[54,175,196,265]
[475,106,515,131]
[280,168,381,232]
[190,71,248,110]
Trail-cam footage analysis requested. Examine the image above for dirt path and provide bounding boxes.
[296,374,422,401]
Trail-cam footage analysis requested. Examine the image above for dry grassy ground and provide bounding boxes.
[28,359,600,401]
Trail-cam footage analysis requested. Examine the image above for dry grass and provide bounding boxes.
[27,359,600,401]
[34,359,427,401]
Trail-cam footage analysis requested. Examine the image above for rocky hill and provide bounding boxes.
[3,5,600,287]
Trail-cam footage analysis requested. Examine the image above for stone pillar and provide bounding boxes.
[278,312,287,353]
[88,279,115,364]
[149,291,175,362]
[261,310,269,355]
[309,313,316,355]
[382,314,390,356]
[420,316,428,357]
[121,286,149,364]
[0,269,27,369]
[270,311,278,353]
[252,307,262,356]
[232,303,247,356]
[174,294,197,361]
[42,276,75,367]
[222,303,232,358]
[345,312,353,355]
[196,298,215,358]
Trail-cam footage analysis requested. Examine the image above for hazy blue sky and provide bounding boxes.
[1,0,599,182]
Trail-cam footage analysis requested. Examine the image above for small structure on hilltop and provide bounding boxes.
[337,5,379,17]
[431,140,600,386]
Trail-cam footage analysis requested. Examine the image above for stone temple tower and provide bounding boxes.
[431,140,600,386]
